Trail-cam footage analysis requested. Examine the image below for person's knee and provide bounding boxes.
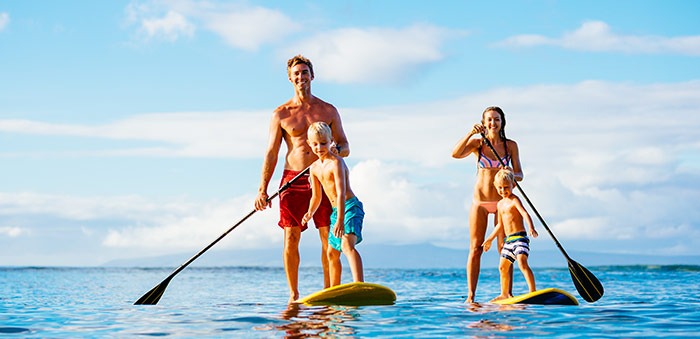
[469,243,484,257]
[284,238,300,255]
[327,248,340,260]
[340,241,356,254]
[284,240,299,252]
[499,261,511,273]
[516,255,529,268]
[284,227,300,242]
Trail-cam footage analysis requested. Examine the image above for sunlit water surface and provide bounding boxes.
[1,266,699,337]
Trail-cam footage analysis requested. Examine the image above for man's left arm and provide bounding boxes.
[329,107,350,157]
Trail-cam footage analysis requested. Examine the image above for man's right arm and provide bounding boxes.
[255,112,283,211]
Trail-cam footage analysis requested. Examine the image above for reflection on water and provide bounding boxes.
[467,319,515,331]
[264,300,529,337]
[256,303,360,338]
[461,302,525,332]
[462,302,526,313]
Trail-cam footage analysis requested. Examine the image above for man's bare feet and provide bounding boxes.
[489,294,512,302]
[465,295,475,303]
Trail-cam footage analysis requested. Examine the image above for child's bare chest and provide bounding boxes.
[499,201,522,221]
[318,164,336,185]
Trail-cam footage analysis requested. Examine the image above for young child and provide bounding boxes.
[302,122,364,286]
[482,168,538,301]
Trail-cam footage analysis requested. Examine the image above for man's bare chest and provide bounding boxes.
[281,113,331,137]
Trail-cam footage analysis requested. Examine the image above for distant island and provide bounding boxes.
[102,243,700,269]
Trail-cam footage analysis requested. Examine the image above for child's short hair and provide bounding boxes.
[308,121,332,140]
[494,168,515,186]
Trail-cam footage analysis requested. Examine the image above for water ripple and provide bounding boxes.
[1,266,699,337]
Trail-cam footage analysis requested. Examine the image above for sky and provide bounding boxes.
[1,1,699,266]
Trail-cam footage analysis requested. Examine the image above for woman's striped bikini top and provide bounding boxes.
[477,140,510,169]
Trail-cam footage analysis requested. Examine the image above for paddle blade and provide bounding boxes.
[134,278,171,305]
[568,260,604,302]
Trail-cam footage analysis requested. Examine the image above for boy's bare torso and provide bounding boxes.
[311,155,355,207]
[498,196,526,235]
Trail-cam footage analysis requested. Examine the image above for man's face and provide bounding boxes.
[288,63,313,90]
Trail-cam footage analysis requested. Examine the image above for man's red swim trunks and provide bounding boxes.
[278,169,332,231]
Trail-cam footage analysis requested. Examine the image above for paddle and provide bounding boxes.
[480,134,604,302]
[134,167,311,305]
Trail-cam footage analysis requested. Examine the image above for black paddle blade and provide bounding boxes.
[568,260,604,302]
[134,278,171,305]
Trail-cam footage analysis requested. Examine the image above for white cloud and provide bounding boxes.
[141,10,195,41]
[203,6,300,51]
[0,192,200,221]
[550,217,620,239]
[285,24,464,84]
[3,79,700,255]
[341,80,700,174]
[124,2,459,74]
[102,194,284,250]
[25,159,467,252]
[498,21,700,56]
[0,12,9,31]
[0,226,23,237]
[350,160,466,246]
[0,110,270,158]
[3,80,699,179]
[0,190,282,251]
[126,0,299,50]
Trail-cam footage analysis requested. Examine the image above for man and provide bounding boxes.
[255,55,349,302]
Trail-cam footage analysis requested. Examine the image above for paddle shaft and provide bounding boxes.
[479,134,572,261]
[140,166,310,298]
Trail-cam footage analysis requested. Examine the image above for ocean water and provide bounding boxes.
[1,265,699,338]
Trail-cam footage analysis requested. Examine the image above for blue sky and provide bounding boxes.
[1,1,699,266]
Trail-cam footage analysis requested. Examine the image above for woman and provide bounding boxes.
[452,106,523,303]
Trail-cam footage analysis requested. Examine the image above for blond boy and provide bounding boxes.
[483,168,538,301]
[302,122,364,286]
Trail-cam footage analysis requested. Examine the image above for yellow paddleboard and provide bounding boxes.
[491,288,578,305]
[297,282,396,306]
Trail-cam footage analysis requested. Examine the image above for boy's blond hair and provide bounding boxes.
[494,168,515,186]
[308,121,332,141]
